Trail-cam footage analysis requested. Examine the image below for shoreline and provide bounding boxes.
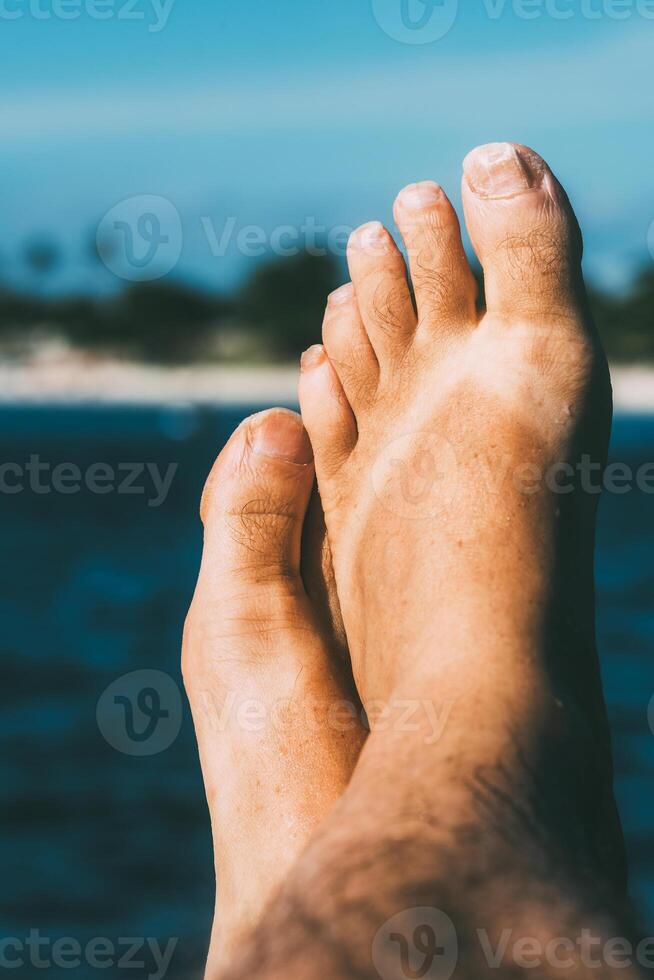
[0,359,652,412]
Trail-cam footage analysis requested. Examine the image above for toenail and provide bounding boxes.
[328,283,355,307]
[300,344,327,371]
[463,143,546,199]
[397,181,443,212]
[251,411,313,464]
[353,221,389,253]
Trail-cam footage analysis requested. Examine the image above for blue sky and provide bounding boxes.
[1,0,653,294]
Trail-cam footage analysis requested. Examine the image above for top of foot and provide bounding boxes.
[298,142,622,889]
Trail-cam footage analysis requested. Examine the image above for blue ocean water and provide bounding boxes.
[0,406,652,978]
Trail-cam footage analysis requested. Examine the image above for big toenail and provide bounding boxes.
[328,283,355,307]
[300,345,327,371]
[464,143,545,199]
[252,412,314,464]
[398,181,443,211]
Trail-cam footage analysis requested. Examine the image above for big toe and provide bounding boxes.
[462,142,586,324]
[197,408,315,594]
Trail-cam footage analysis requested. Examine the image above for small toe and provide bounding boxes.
[394,181,477,332]
[298,344,357,482]
[347,221,417,368]
[462,142,585,326]
[322,282,379,412]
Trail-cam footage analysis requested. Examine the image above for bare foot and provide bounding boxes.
[299,143,625,888]
[182,409,366,970]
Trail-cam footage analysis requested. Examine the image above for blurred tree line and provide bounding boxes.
[0,244,652,363]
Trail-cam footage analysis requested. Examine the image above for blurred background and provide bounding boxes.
[1,1,653,976]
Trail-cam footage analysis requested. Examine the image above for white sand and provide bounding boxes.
[608,365,654,413]
[0,353,652,411]
[0,356,300,406]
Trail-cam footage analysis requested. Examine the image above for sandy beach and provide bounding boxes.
[0,352,652,412]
